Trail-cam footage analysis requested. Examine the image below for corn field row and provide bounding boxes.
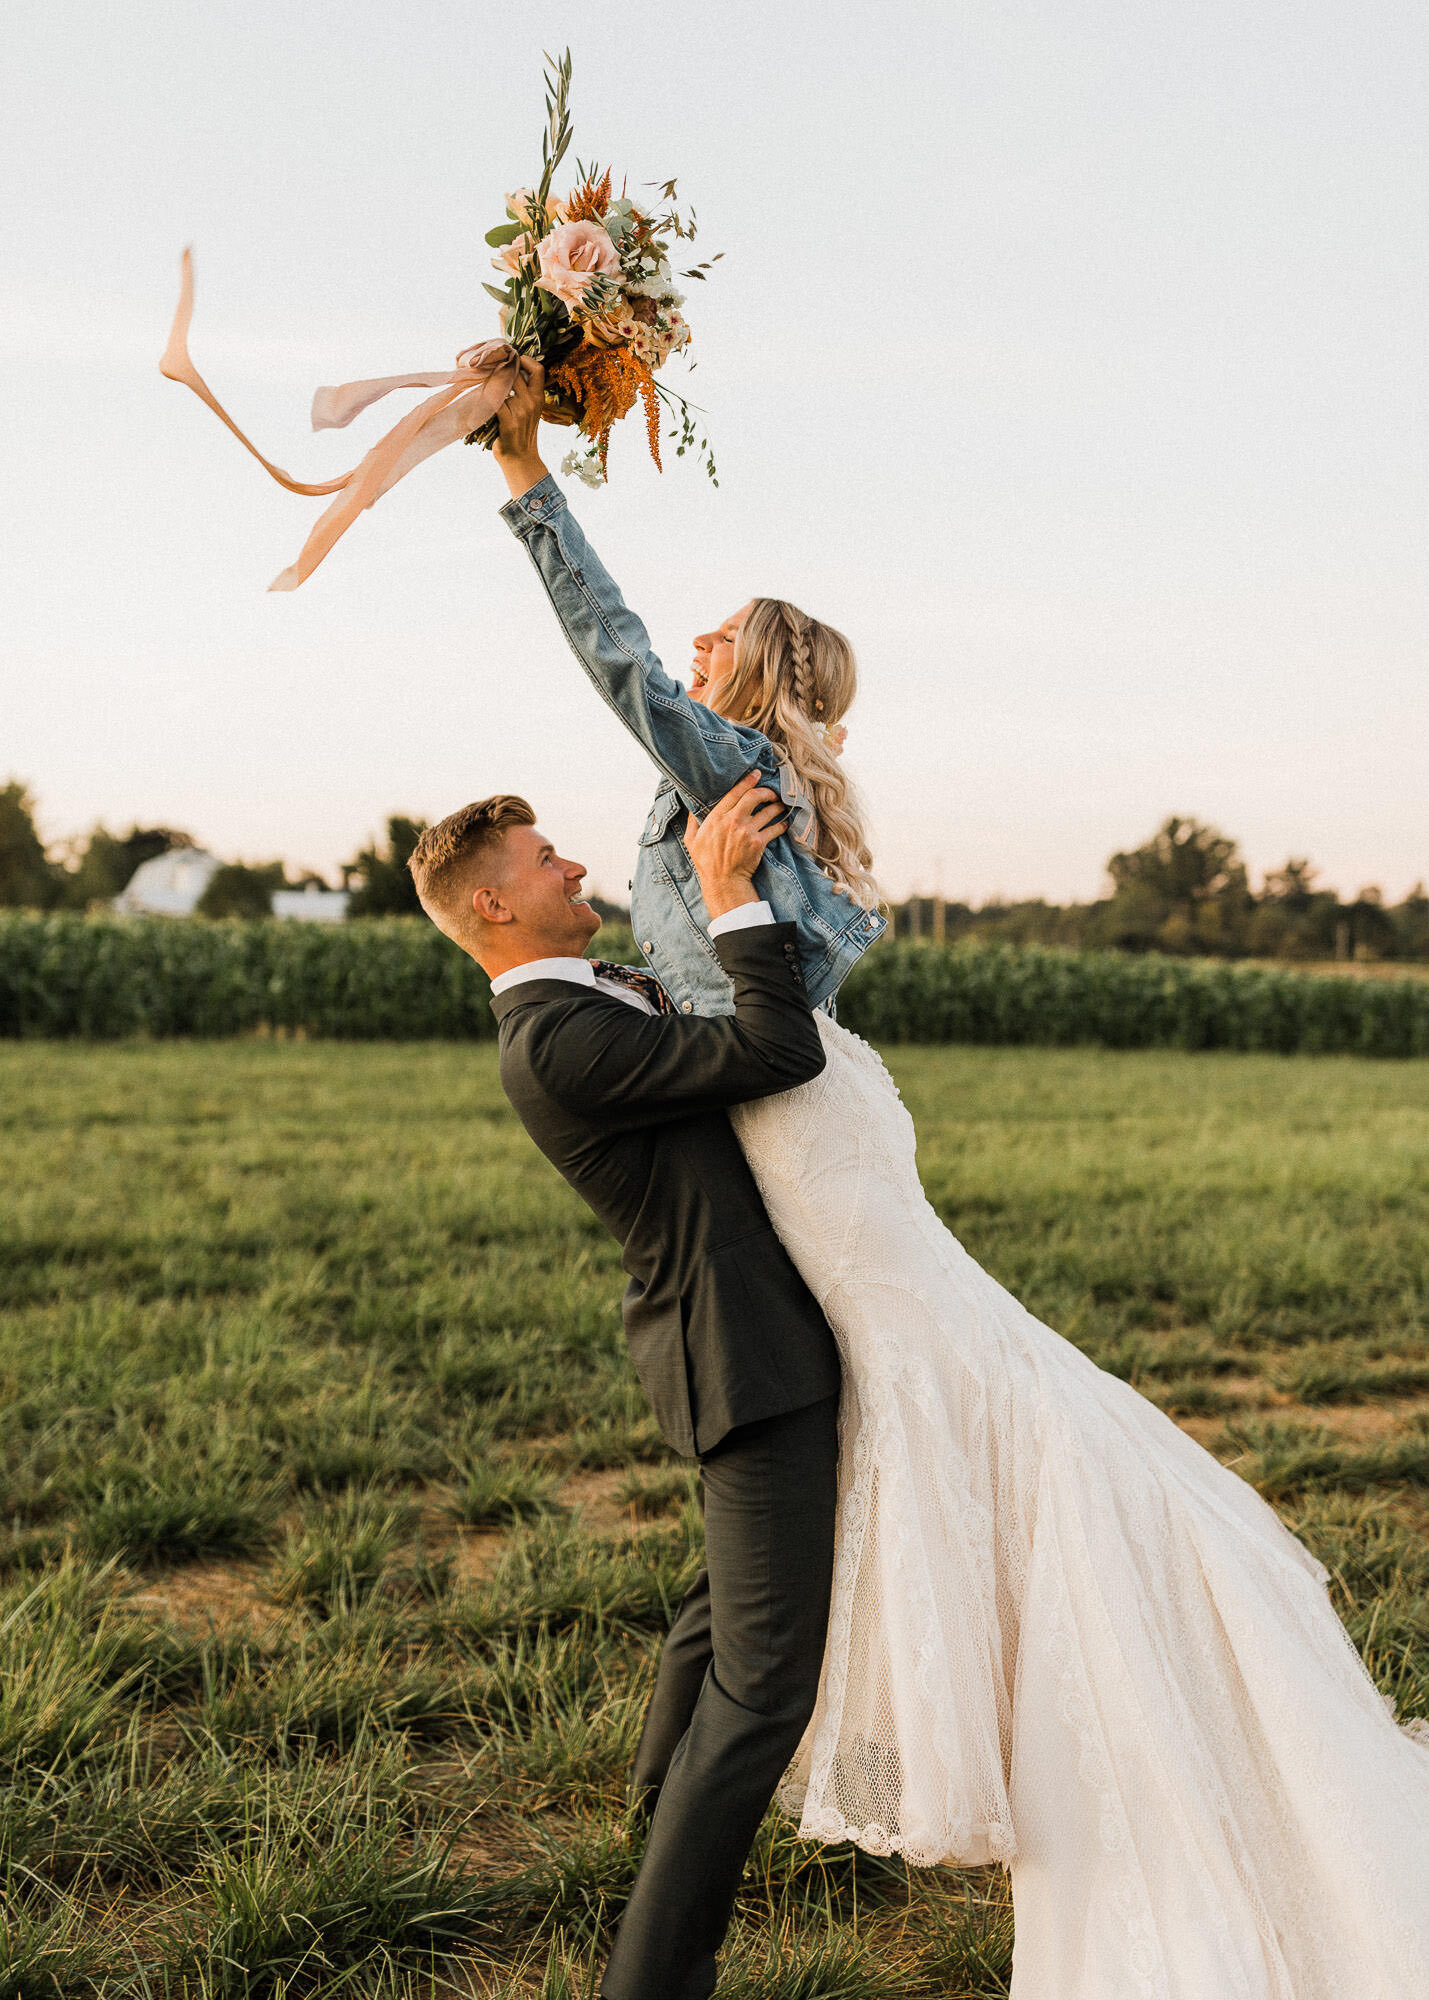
[2,915,1428,1054]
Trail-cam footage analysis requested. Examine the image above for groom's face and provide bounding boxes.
[489,823,602,955]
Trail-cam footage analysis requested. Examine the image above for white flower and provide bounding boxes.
[561,448,606,489]
[625,257,682,304]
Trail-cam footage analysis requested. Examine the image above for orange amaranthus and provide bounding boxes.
[550,343,662,472]
[562,167,614,225]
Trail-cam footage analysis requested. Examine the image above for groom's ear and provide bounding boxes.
[472,884,512,927]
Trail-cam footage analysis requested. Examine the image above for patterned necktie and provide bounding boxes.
[589,959,677,1016]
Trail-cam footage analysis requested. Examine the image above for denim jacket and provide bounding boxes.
[501,473,886,1017]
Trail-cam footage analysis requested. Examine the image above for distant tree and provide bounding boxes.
[1342,886,1396,961]
[1095,816,1252,955]
[1261,858,1318,909]
[342,816,427,917]
[1108,815,1246,907]
[0,781,59,908]
[1391,883,1429,960]
[196,862,286,920]
[1247,857,1337,960]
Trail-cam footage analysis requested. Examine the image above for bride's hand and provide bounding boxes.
[493,356,549,499]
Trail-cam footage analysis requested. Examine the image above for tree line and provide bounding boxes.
[3,784,1424,962]
[889,816,1428,963]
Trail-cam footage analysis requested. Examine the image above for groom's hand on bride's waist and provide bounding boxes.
[687,771,788,920]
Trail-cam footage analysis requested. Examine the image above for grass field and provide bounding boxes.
[2,1041,1427,1996]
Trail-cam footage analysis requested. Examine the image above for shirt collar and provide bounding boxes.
[489,956,597,998]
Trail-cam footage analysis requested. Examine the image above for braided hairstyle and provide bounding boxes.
[784,604,816,713]
[717,597,880,910]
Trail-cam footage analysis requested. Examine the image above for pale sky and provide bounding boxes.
[4,1,1425,905]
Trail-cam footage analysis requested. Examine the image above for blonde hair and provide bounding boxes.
[720,599,880,909]
[408,794,535,920]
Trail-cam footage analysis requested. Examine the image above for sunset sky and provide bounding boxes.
[5,0,1424,905]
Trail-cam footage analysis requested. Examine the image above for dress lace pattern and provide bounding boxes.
[728,1017,1429,1999]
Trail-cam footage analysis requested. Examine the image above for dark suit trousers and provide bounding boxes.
[600,1393,839,2000]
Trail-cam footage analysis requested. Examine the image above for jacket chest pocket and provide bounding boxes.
[639,787,694,881]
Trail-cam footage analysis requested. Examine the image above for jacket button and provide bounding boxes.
[681,1000,693,1013]
[642,940,654,952]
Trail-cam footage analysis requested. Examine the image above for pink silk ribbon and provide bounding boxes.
[160,248,522,590]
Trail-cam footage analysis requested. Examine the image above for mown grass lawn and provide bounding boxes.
[2,1041,1427,1995]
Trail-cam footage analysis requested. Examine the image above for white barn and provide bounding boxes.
[272,885,350,922]
[113,847,219,915]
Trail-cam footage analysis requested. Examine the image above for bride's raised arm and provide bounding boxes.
[488,360,791,821]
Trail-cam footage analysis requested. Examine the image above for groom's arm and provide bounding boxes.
[532,772,819,1126]
[529,922,826,1130]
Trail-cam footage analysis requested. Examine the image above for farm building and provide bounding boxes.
[113,847,219,915]
[271,884,350,922]
[113,851,350,920]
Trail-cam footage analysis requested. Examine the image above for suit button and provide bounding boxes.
[641,941,654,952]
[681,1001,693,1013]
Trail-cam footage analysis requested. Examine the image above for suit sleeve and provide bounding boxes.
[528,923,826,1128]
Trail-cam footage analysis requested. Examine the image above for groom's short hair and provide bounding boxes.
[408,794,536,914]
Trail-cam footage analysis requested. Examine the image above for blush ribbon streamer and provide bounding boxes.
[160,248,522,590]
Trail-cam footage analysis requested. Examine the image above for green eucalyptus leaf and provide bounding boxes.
[485,222,523,247]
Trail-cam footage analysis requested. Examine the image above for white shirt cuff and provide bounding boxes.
[707,900,775,939]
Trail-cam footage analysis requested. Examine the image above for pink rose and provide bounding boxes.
[492,231,533,277]
[535,220,620,311]
[505,188,568,226]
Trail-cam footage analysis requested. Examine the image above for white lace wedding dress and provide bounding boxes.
[728,1016,1429,1999]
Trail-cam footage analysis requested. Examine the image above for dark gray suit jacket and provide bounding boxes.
[492,923,843,1456]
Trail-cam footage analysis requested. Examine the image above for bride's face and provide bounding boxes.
[689,602,753,713]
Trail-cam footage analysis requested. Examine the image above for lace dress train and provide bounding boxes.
[727,1017,1429,2000]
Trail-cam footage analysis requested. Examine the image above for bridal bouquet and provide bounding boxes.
[160,50,717,591]
[475,51,719,490]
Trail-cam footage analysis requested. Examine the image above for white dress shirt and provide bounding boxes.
[489,902,775,1015]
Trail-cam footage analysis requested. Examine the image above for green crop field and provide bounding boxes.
[2,1041,1427,1995]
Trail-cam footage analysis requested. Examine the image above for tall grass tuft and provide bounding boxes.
[716,1918,904,1999]
[0,1891,111,1999]
[80,1478,278,1567]
[262,1493,413,1615]
[173,1828,501,1992]
[0,1559,150,1779]
[445,1460,562,1528]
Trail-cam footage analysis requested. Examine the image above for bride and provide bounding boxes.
[488,364,1429,1997]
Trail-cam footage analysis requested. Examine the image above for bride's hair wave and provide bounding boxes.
[722,598,881,910]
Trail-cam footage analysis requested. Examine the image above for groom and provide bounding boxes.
[407,775,842,2000]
